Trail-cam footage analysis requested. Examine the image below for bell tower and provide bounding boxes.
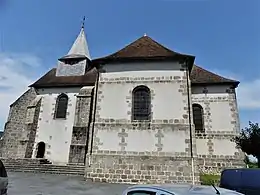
[56,18,91,77]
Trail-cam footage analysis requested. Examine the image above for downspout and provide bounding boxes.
[185,59,195,184]
[88,70,100,166]
[83,89,94,165]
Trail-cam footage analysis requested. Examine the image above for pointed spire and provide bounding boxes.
[60,18,91,61]
[67,27,91,59]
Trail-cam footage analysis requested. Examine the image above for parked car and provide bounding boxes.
[122,184,244,195]
[220,168,260,195]
[0,160,8,195]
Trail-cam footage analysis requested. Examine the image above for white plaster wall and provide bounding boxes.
[192,85,236,132]
[210,102,233,131]
[196,139,209,155]
[162,131,187,153]
[213,139,237,156]
[126,130,157,152]
[32,87,81,165]
[96,130,121,151]
[96,129,188,153]
[99,62,187,121]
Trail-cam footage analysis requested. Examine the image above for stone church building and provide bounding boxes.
[0,26,244,183]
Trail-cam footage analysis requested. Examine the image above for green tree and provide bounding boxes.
[232,122,260,168]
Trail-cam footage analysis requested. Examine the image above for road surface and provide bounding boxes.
[7,172,130,195]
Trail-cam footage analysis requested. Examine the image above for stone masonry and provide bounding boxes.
[192,86,245,174]
[85,155,200,184]
[68,87,94,164]
[85,65,202,184]
[0,88,38,158]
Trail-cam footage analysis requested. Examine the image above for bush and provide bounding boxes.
[200,174,220,186]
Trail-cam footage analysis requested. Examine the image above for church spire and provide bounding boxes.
[60,18,91,61]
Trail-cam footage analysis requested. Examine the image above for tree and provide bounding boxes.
[232,122,260,168]
[244,155,250,168]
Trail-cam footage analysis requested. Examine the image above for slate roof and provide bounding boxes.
[30,35,239,88]
[59,27,91,61]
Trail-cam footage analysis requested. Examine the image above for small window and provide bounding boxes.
[127,190,156,195]
[192,103,204,132]
[132,85,151,121]
[55,93,68,119]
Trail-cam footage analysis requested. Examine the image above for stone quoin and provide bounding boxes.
[0,24,245,184]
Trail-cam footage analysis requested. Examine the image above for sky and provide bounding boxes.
[0,0,259,131]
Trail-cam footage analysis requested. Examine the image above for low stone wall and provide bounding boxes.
[198,157,245,175]
[85,154,200,184]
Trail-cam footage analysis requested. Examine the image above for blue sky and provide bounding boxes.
[0,0,259,130]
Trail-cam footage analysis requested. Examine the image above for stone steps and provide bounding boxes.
[1,158,85,176]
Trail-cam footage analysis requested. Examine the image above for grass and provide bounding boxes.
[200,174,220,186]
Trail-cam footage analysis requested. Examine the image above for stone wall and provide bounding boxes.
[85,155,200,184]
[85,63,202,184]
[24,98,42,158]
[0,88,38,158]
[192,86,245,173]
[198,157,245,175]
[68,87,94,164]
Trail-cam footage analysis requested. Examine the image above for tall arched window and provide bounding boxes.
[55,93,68,119]
[192,104,204,132]
[132,85,151,121]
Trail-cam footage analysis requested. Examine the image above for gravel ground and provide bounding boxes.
[7,172,131,195]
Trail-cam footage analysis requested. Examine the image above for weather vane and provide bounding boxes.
[81,16,86,29]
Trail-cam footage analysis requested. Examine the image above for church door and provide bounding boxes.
[36,142,46,158]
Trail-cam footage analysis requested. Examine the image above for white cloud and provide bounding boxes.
[237,79,260,110]
[211,69,260,110]
[0,53,42,130]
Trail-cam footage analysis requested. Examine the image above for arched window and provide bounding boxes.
[55,93,68,119]
[192,104,204,132]
[132,86,151,121]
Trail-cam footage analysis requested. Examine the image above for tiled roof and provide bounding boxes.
[30,67,98,88]
[30,65,239,88]
[92,35,195,65]
[30,35,239,88]
[191,65,239,87]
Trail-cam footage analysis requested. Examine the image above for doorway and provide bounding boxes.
[36,142,45,158]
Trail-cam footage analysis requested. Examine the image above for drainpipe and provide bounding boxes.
[83,89,94,165]
[185,59,195,184]
[88,70,100,166]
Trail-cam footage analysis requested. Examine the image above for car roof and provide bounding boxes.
[125,184,243,194]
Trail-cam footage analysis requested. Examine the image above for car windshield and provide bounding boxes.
[0,160,7,177]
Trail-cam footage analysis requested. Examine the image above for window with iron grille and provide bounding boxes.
[132,85,151,121]
[192,104,204,132]
[55,93,68,119]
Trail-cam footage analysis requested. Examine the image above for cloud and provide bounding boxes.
[237,79,260,110]
[210,68,260,110]
[0,53,42,130]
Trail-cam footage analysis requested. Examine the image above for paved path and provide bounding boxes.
[7,172,130,195]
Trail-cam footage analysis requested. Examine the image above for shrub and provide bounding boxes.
[200,173,220,186]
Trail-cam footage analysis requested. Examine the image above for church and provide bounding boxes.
[0,25,244,184]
